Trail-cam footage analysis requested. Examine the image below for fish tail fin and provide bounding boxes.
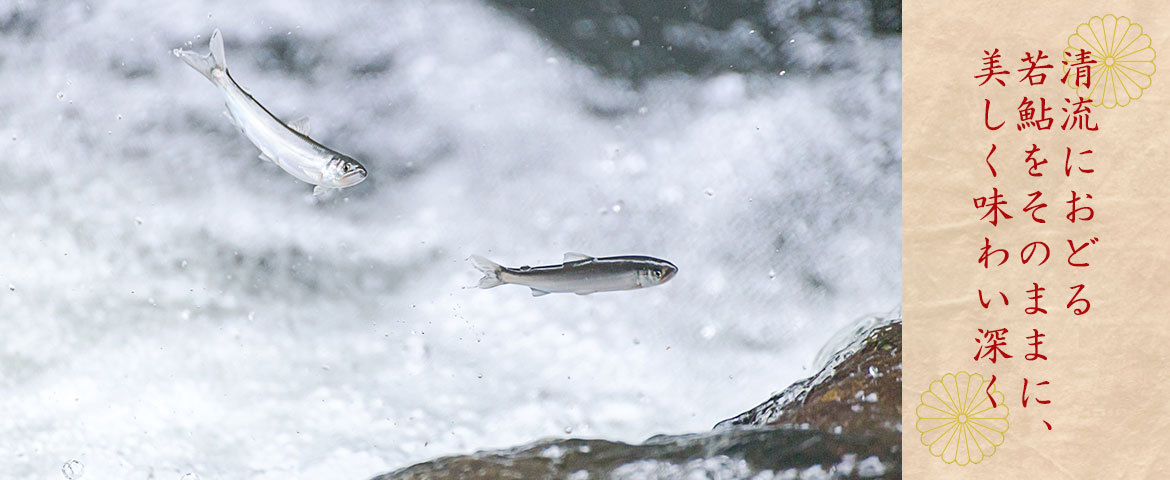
[470,255,505,289]
[172,29,226,81]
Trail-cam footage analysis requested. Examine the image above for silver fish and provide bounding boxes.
[471,253,678,296]
[173,29,367,197]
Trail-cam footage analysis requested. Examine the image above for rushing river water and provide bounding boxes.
[0,1,900,478]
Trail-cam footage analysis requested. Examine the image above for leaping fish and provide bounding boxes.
[470,253,678,296]
[173,29,367,198]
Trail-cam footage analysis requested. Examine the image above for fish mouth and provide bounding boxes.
[661,264,678,283]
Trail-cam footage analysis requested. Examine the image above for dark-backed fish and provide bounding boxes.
[471,253,677,296]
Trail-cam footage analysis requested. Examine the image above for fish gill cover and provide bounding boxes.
[0,0,899,478]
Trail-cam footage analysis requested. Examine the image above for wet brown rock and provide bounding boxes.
[718,321,902,435]
[370,318,902,479]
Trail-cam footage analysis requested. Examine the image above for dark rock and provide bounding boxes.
[372,426,897,479]
[717,319,901,435]
[369,316,902,479]
[485,0,902,81]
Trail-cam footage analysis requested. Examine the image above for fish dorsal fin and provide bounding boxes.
[563,252,593,262]
[531,288,551,297]
[288,116,310,135]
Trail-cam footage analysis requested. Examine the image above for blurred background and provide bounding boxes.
[0,0,900,478]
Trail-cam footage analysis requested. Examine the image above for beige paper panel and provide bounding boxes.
[905,1,1170,478]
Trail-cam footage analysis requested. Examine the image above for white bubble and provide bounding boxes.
[62,460,84,479]
[779,70,787,76]
[704,188,715,197]
[181,473,199,480]
[631,39,640,47]
[56,92,65,100]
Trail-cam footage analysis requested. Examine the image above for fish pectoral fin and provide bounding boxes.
[288,116,310,135]
[574,291,596,296]
[313,185,336,198]
[258,152,276,163]
[563,252,593,262]
[530,288,551,297]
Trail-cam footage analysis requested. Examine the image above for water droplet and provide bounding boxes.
[637,106,648,115]
[564,426,573,434]
[704,188,715,197]
[788,39,795,44]
[631,39,640,47]
[611,200,624,213]
[135,217,143,225]
[7,284,14,292]
[116,114,123,120]
[180,260,188,268]
[181,473,199,480]
[779,70,787,76]
[207,13,212,18]
[700,325,717,339]
[56,92,65,100]
[62,460,84,479]
[247,312,255,321]
[768,269,776,279]
[180,310,191,320]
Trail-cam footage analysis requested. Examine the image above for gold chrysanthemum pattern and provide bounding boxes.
[1065,14,1156,108]
[915,372,1009,465]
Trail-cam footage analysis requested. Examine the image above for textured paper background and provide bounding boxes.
[904,1,1170,477]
